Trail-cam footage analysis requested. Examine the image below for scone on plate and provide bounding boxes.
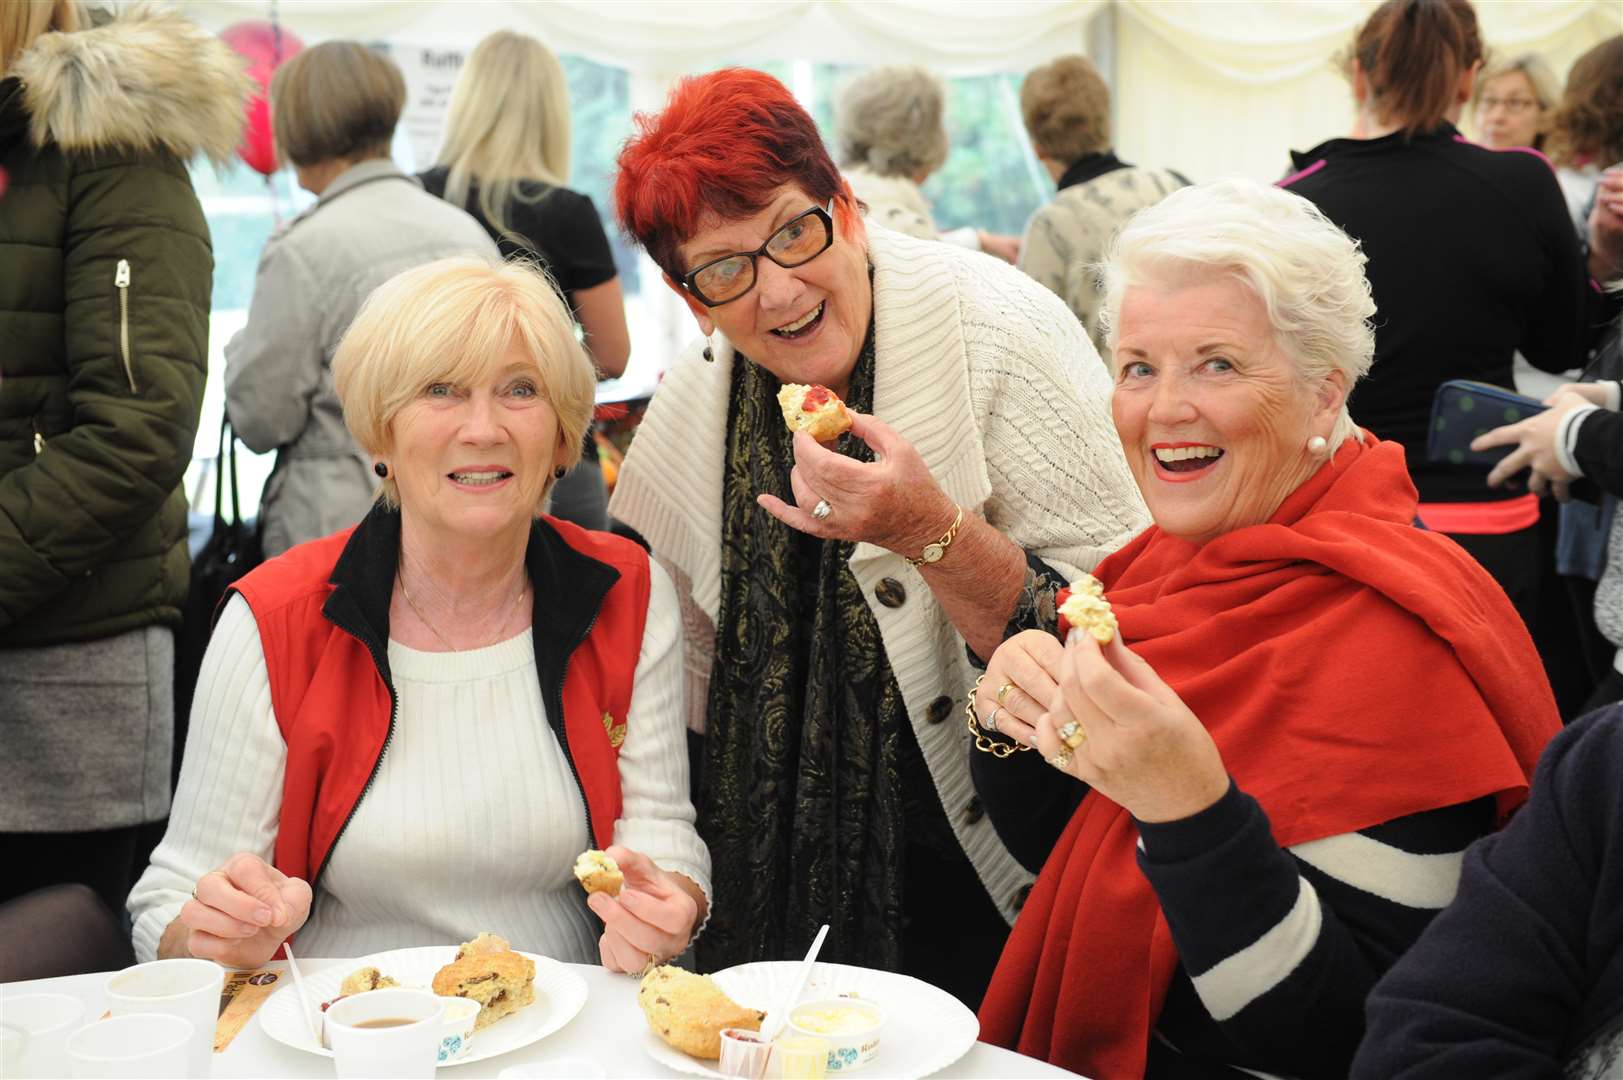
[574,849,624,896]
[776,383,852,442]
[337,965,398,996]
[432,933,536,1030]
[1057,573,1117,645]
[638,964,766,1060]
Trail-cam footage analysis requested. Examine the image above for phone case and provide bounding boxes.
[1426,379,1547,470]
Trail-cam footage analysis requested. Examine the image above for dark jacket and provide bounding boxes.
[0,7,250,646]
[1354,706,1623,1079]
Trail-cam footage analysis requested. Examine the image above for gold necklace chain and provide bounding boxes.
[398,570,527,652]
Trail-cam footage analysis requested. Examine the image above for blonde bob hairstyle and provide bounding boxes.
[434,30,572,248]
[834,65,949,180]
[333,257,596,509]
[1098,178,1377,450]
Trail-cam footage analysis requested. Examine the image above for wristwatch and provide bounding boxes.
[906,506,965,567]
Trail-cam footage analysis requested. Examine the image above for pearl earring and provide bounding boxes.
[373,461,388,478]
[1306,435,1328,454]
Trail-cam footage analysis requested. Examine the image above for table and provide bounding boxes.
[3,960,1081,1078]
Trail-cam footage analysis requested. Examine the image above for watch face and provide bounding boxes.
[921,543,944,563]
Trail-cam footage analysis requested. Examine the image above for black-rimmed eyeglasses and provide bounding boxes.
[679,203,835,307]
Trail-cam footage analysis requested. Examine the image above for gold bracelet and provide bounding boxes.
[965,673,1033,757]
[906,506,965,567]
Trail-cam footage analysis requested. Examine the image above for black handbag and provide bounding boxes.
[171,413,263,784]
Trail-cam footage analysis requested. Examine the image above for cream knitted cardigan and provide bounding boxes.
[608,224,1148,922]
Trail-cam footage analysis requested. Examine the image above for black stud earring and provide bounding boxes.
[553,466,567,479]
[373,461,388,478]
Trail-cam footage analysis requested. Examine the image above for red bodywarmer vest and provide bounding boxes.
[230,509,651,890]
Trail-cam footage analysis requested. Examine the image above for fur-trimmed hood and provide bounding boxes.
[10,4,251,165]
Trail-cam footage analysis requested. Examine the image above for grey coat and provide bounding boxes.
[224,160,498,556]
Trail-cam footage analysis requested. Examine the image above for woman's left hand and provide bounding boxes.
[587,845,700,974]
[757,410,957,555]
[1036,632,1229,824]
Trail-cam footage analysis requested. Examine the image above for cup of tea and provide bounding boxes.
[326,988,448,1079]
[65,1014,194,1079]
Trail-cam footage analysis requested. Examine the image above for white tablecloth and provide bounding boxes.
[2,959,1081,1079]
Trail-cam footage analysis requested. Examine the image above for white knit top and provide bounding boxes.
[129,563,709,962]
[608,224,1148,923]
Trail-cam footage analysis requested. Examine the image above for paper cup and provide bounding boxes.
[0,992,87,1078]
[65,1014,194,1079]
[326,988,446,1080]
[2,1022,29,1077]
[105,957,224,1078]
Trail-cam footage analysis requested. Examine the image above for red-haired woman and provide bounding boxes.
[1280,0,1589,645]
[608,68,1146,1004]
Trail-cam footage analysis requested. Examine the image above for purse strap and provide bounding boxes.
[213,413,244,528]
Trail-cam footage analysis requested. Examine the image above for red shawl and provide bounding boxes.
[978,437,1558,1079]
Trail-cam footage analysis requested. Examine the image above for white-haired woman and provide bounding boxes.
[130,259,708,973]
[420,30,629,530]
[969,178,1559,1079]
[835,65,1019,261]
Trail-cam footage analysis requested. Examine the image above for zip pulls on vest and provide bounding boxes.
[115,259,136,393]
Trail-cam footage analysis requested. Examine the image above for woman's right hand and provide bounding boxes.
[1544,383,1611,408]
[179,853,312,968]
[973,629,1066,750]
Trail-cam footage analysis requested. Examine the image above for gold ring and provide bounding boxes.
[1058,720,1086,749]
[1048,748,1072,770]
[996,681,1016,706]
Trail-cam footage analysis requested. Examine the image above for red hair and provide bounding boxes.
[614,68,858,280]
[1354,0,1482,137]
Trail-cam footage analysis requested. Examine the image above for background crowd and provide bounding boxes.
[3,0,1623,1076]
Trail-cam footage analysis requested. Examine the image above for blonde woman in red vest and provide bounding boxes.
[128,258,709,972]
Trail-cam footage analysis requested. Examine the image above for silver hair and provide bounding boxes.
[833,65,950,180]
[1098,177,1377,448]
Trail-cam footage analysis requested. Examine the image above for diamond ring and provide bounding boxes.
[812,499,832,521]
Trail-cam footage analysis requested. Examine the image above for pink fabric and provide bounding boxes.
[1277,158,1326,188]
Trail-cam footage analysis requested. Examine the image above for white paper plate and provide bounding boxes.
[260,946,587,1067]
[643,961,978,1079]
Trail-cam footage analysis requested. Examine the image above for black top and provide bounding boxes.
[1283,125,1588,502]
[417,167,617,305]
[1353,706,1623,1079]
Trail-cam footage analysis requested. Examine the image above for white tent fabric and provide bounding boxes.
[175,0,1105,73]
[1112,0,1621,184]
[178,0,1617,185]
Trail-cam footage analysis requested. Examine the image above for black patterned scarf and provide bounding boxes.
[696,326,918,972]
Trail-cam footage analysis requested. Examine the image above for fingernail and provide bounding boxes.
[254,906,272,925]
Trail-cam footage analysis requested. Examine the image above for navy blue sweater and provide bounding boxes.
[1353,706,1623,1078]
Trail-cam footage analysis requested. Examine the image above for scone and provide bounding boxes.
[432,934,536,1030]
[1057,574,1117,645]
[574,849,624,896]
[337,966,398,996]
[638,964,766,1060]
[776,383,852,442]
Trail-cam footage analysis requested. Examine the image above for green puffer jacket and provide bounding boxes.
[0,8,250,647]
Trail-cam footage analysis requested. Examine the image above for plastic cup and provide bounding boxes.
[326,988,446,1079]
[105,957,225,1077]
[65,1014,194,1079]
[0,992,87,1078]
